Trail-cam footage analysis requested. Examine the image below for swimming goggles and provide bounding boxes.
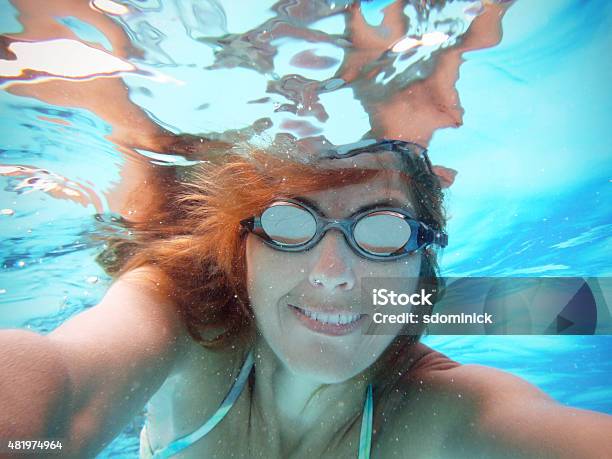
[240,199,447,261]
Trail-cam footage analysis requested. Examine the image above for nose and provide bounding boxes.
[308,230,356,291]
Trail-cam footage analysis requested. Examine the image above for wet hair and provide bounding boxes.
[98,147,446,347]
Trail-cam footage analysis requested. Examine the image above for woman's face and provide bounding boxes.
[246,160,422,384]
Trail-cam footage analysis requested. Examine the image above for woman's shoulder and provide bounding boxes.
[117,265,250,373]
[115,264,175,296]
[402,344,546,401]
[376,341,461,391]
[388,342,546,404]
[374,342,461,415]
[405,343,462,376]
[378,342,553,443]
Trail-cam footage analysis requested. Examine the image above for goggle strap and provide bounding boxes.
[239,217,256,231]
[418,224,448,248]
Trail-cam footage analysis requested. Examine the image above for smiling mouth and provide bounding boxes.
[288,304,366,336]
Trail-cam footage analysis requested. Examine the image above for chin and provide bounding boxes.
[271,330,373,383]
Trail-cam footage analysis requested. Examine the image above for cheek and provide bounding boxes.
[357,252,422,279]
[245,236,307,310]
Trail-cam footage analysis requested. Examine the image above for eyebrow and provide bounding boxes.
[293,195,416,218]
[353,197,415,216]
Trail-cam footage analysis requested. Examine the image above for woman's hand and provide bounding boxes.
[337,1,511,147]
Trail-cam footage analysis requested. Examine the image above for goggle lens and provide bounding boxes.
[260,203,316,246]
[353,211,412,256]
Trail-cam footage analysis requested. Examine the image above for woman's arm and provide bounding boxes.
[381,361,611,457]
[0,267,189,457]
[449,364,612,458]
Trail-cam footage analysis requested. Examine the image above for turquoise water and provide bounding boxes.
[1,1,611,457]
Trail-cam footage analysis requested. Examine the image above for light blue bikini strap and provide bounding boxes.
[151,350,255,459]
[358,384,373,459]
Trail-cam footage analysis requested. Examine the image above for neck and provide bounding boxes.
[251,335,370,453]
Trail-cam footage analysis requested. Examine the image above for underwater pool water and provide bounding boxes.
[1,1,611,457]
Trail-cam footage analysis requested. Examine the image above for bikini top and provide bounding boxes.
[150,351,373,459]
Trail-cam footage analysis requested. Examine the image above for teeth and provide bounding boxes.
[297,307,361,325]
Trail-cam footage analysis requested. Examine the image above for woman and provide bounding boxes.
[1,139,611,459]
